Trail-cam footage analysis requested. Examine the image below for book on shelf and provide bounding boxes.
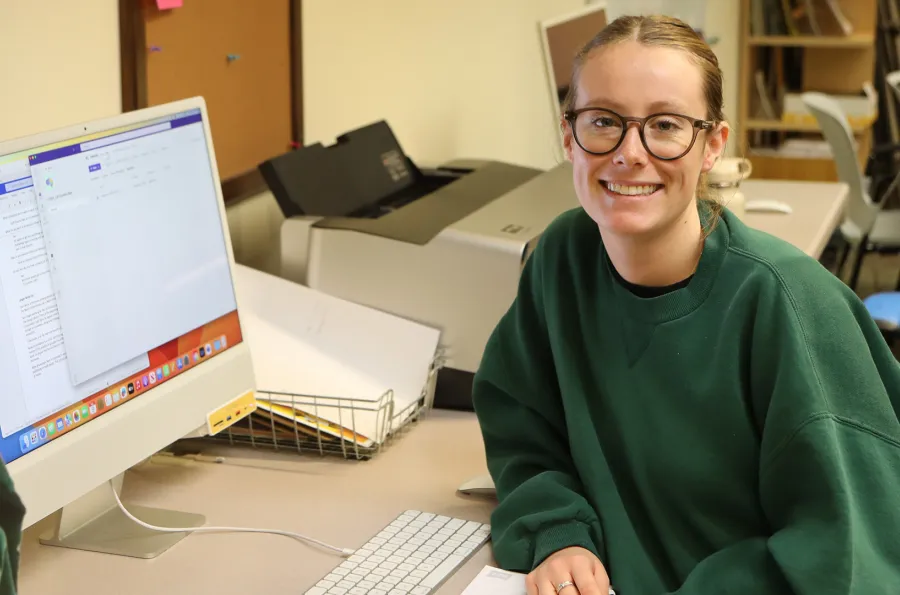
[781,82,878,129]
[750,0,854,36]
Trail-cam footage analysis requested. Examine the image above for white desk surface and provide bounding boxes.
[17,178,848,594]
[741,178,848,259]
[19,410,497,595]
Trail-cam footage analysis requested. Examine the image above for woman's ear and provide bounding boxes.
[561,118,575,162]
[701,122,730,173]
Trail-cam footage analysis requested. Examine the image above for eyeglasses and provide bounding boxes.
[563,107,715,161]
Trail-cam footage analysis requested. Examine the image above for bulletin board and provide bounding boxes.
[119,0,302,204]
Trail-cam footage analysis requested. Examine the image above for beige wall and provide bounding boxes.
[0,0,740,274]
[303,0,740,169]
[0,0,122,140]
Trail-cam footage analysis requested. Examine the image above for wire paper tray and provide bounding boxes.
[199,385,429,460]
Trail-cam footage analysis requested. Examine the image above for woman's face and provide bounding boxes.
[562,41,728,239]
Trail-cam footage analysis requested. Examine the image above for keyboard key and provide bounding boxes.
[419,554,466,589]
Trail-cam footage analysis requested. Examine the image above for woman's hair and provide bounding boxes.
[561,14,726,222]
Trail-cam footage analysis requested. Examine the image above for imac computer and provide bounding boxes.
[538,2,609,161]
[0,97,256,558]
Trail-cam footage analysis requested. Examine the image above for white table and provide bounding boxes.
[742,179,848,258]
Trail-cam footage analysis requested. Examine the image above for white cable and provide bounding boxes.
[109,480,355,556]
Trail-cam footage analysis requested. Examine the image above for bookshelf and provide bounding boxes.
[737,0,879,181]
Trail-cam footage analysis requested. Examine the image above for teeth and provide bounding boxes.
[606,182,659,196]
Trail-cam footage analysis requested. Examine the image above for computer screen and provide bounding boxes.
[0,107,243,466]
[538,3,609,162]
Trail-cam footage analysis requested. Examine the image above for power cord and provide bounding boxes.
[109,480,356,556]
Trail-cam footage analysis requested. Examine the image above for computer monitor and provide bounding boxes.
[538,2,608,160]
[0,97,256,558]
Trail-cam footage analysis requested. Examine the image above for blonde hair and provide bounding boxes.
[562,14,726,226]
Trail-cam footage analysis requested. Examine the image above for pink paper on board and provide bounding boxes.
[156,0,183,9]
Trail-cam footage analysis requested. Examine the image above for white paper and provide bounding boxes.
[461,566,527,595]
[461,565,617,595]
[232,264,441,442]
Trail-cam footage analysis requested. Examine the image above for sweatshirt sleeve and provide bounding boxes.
[472,235,604,573]
[665,262,900,593]
[0,462,23,595]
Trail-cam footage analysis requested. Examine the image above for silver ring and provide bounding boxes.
[556,580,575,593]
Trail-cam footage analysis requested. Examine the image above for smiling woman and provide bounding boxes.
[472,13,900,595]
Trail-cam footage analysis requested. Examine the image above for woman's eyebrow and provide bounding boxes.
[577,98,691,114]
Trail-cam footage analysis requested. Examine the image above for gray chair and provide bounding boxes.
[801,91,900,289]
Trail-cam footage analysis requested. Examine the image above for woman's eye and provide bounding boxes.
[592,117,616,127]
[654,119,681,131]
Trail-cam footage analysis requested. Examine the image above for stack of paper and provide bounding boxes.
[461,567,527,595]
[461,566,617,595]
[232,264,441,445]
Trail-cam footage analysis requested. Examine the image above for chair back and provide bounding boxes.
[886,70,900,103]
[801,91,877,239]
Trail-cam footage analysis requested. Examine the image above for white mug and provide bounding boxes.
[707,157,752,218]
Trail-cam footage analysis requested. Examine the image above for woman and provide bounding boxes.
[0,460,22,594]
[472,14,900,595]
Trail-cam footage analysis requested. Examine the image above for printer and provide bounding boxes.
[263,120,579,409]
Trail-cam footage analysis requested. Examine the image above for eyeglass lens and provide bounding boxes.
[572,109,696,159]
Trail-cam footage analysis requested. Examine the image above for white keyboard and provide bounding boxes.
[304,510,491,595]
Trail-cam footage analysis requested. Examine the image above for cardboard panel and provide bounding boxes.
[142,0,293,180]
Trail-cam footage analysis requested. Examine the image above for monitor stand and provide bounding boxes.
[39,473,205,559]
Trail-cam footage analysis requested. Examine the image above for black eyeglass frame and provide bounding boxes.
[563,107,716,161]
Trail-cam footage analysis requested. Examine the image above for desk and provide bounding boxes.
[19,410,495,595]
[741,179,848,259]
[17,179,849,595]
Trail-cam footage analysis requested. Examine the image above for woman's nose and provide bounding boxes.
[613,125,648,167]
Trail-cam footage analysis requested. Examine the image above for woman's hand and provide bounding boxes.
[526,546,611,595]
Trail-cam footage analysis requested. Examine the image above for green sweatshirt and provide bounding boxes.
[0,461,22,595]
[473,206,900,593]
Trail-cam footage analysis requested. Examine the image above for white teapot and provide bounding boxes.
[707,157,752,218]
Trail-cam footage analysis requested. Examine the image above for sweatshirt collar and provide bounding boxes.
[602,207,730,325]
